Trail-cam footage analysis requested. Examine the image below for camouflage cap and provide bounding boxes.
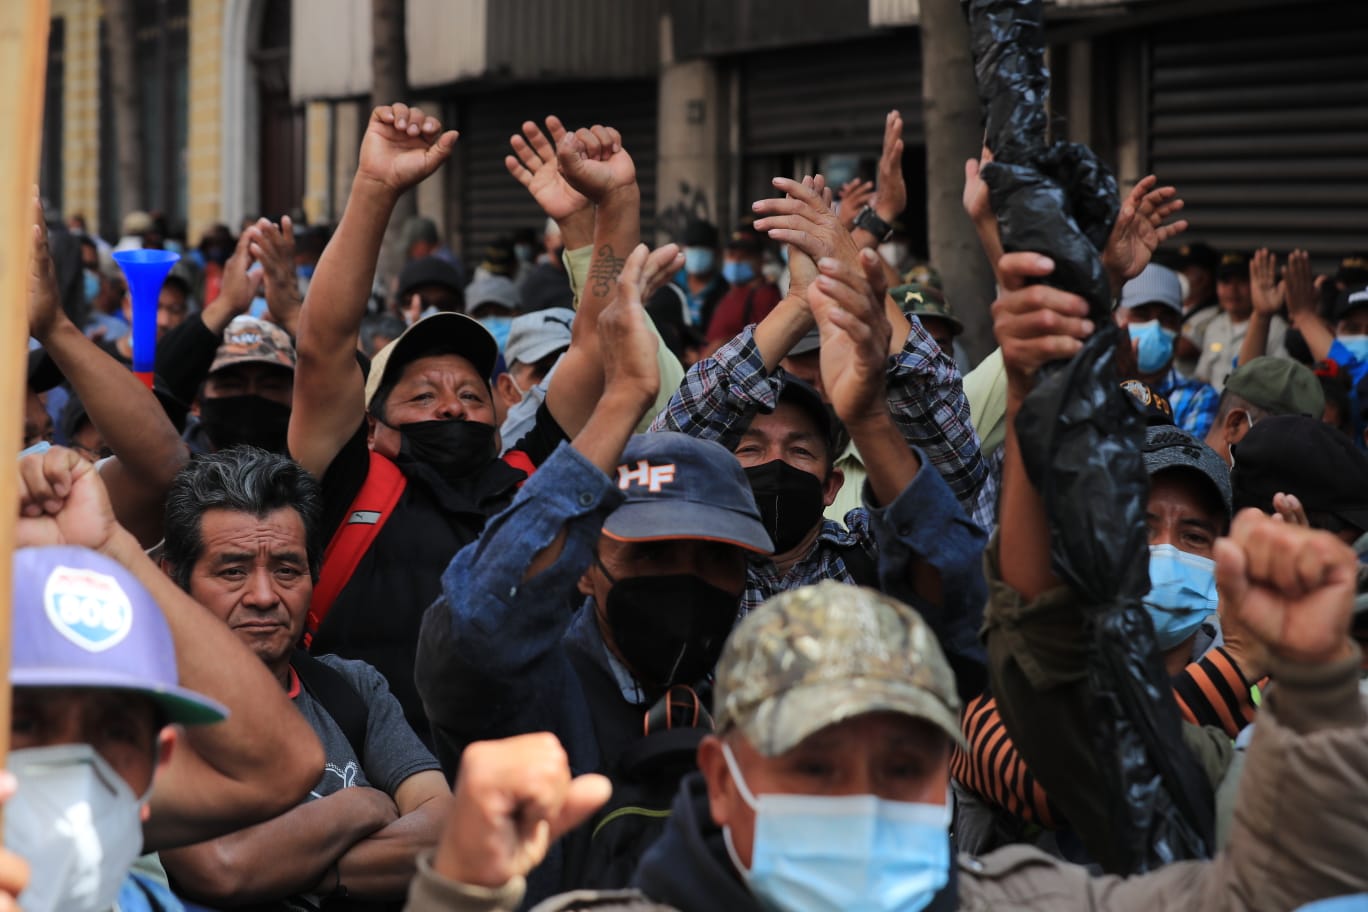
[713,581,965,756]
[890,282,962,335]
[209,316,296,375]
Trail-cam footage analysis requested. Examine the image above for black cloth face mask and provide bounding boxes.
[600,566,740,694]
[743,459,826,553]
[200,395,291,454]
[394,418,497,484]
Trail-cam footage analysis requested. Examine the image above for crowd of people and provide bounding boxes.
[6,87,1367,912]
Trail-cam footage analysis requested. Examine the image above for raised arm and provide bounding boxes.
[289,103,458,477]
[504,115,595,253]
[1284,249,1336,363]
[542,124,642,438]
[16,448,325,850]
[26,201,189,547]
[247,214,304,338]
[1238,248,1283,367]
[416,244,668,758]
[1101,175,1189,297]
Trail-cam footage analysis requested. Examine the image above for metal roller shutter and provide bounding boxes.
[1147,2,1368,261]
[741,33,924,155]
[458,82,659,265]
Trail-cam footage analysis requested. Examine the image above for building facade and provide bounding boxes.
[41,0,1367,273]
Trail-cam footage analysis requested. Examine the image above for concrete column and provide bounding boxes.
[332,100,362,218]
[56,0,102,226]
[186,0,226,245]
[654,14,726,246]
[303,100,332,223]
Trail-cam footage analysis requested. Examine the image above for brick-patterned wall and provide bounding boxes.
[186,0,224,246]
[54,0,101,226]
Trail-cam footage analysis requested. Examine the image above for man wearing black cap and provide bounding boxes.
[289,104,683,742]
[676,218,729,329]
[703,222,781,353]
[396,255,465,325]
[1194,251,1288,389]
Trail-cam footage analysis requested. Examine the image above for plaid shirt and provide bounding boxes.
[649,320,996,529]
[1157,367,1220,439]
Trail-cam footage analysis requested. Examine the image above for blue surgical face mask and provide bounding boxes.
[1145,543,1217,651]
[83,269,101,305]
[1128,319,1177,374]
[1337,334,1368,365]
[478,315,513,351]
[684,247,715,276]
[722,259,755,285]
[720,742,950,912]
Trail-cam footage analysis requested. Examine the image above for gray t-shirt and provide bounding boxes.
[293,654,440,800]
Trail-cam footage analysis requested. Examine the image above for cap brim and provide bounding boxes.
[734,676,967,757]
[27,350,64,393]
[371,312,498,407]
[12,666,228,725]
[602,500,773,554]
[508,338,569,367]
[209,352,296,375]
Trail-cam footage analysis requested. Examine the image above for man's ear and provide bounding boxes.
[495,373,521,410]
[696,735,734,828]
[1226,408,1252,447]
[821,466,845,508]
[365,413,378,448]
[144,727,178,822]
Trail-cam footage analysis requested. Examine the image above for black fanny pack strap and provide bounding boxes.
[292,650,369,760]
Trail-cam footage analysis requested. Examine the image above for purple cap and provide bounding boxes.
[12,547,227,725]
[603,432,773,554]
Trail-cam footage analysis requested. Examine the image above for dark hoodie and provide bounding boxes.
[630,774,762,912]
[632,773,961,912]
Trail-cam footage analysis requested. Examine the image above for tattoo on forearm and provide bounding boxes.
[589,244,626,299]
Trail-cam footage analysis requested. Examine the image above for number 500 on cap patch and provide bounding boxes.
[43,566,134,653]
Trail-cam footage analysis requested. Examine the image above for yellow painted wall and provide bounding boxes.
[53,0,101,226]
[186,0,224,245]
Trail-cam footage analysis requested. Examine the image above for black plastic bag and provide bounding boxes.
[963,0,1214,872]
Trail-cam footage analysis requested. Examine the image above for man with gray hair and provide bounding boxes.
[159,448,449,909]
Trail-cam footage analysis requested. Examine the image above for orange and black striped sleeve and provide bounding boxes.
[950,693,1062,829]
[1172,646,1260,738]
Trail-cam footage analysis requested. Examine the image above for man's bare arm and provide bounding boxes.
[289,103,458,477]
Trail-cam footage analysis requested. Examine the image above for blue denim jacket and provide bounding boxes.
[417,437,987,773]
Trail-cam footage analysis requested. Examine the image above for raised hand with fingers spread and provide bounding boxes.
[1102,175,1188,293]
[1249,248,1284,318]
[836,178,875,230]
[506,116,595,249]
[247,215,303,336]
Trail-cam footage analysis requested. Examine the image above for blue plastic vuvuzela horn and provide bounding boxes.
[112,249,180,388]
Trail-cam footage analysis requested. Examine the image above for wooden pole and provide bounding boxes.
[0,2,53,784]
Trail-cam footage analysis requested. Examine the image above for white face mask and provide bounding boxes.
[6,744,148,912]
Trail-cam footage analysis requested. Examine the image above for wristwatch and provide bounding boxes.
[852,205,894,243]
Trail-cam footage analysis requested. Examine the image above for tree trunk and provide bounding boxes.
[920,0,996,363]
[372,0,414,295]
[106,0,143,220]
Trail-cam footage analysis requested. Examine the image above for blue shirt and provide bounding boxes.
[1155,367,1220,439]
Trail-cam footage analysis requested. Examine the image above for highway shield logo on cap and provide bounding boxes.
[44,565,134,653]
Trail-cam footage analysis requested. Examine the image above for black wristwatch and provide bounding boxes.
[852,205,894,242]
